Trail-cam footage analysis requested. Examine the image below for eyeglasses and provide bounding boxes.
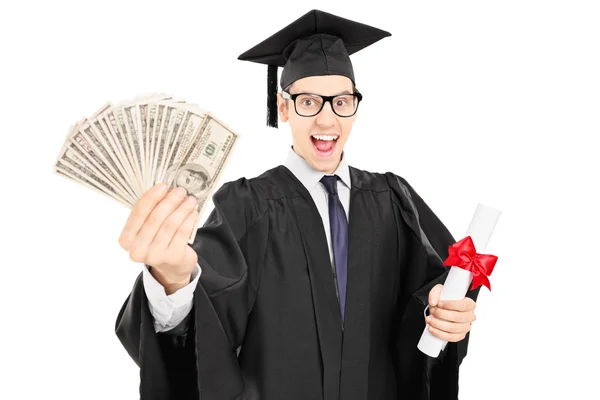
[281,91,363,118]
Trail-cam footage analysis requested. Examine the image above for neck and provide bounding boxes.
[324,165,338,175]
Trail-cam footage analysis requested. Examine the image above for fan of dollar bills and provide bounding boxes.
[53,94,240,243]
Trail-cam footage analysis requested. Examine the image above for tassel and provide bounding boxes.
[267,65,278,128]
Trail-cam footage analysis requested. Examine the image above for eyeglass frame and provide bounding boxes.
[281,90,363,118]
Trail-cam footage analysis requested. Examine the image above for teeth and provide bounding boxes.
[312,134,338,141]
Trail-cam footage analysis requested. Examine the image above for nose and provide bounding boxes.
[316,101,336,127]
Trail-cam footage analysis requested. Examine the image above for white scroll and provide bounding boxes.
[417,203,501,358]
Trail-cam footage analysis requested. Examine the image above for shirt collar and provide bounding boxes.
[284,146,351,192]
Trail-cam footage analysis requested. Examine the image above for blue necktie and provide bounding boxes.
[320,175,348,322]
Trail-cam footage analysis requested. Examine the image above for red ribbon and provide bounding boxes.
[443,236,498,291]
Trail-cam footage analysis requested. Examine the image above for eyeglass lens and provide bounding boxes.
[294,94,359,117]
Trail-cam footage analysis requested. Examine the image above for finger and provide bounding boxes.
[427,325,466,342]
[428,284,443,307]
[438,298,476,312]
[167,207,199,253]
[426,315,471,335]
[150,195,197,254]
[430,307,475,324]
[119,183,168,249]
[129,187,189,262]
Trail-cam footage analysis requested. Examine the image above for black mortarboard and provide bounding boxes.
[238,9,391,128]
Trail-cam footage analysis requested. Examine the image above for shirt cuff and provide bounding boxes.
[142,263,202,333]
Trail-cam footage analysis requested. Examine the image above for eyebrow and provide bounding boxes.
[297,90,353,96]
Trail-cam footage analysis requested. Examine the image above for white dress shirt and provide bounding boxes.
[144,146,351,333]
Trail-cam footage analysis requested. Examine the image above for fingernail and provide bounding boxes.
[158,183,168,193]
[428,326,434,333]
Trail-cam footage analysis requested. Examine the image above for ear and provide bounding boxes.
[277,93,289,122]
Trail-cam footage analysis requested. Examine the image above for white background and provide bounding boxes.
[1,0,598,398]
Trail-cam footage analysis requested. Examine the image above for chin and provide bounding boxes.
[297,142,342,173]
[312,154,339,173]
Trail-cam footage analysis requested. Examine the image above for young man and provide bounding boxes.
[116,9,478,400]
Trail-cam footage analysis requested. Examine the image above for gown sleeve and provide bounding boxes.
[386,173,480,400]
[115,177,270,400]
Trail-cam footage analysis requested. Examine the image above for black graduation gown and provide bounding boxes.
[115,165,480,400]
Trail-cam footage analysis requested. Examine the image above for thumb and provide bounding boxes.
[428,284,443,308]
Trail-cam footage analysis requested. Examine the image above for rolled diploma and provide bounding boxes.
[417,203,501,358]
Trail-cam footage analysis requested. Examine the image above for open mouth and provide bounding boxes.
[310,134,339,157]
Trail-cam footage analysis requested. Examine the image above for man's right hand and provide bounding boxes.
[119,183,199,295]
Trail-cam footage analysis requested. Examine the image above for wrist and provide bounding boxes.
[149,266,193,295]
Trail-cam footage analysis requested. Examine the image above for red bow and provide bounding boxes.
[443,236,498,291]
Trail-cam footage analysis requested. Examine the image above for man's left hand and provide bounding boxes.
[426,284,476,342]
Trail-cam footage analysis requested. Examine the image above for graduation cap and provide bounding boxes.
[238,9,391,128]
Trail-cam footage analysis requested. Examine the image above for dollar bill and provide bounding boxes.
[57,142,115,196]
[157,107,187,184]
[107,108,144,196]
[92,114,141,198]
[144,95,175,188]
[55,148,132,208]
[70,120,137,202]
[153,104,181,186]
[146,102,158,188]
[75,120,138,202]
[159,108,206,187]
[165,113,240,243]
[55,167,131,208]
[122,104,145,191]
[148,103,166,187]
[135,103,149,191]
[67,128,137,205]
